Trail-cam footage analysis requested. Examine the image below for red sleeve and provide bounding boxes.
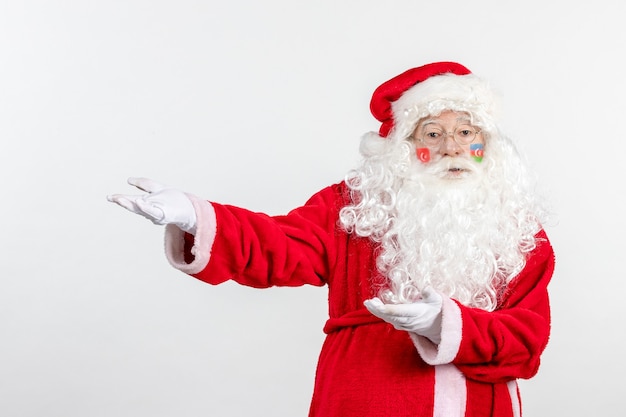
[451,230,556,383]
[190,184,344,288]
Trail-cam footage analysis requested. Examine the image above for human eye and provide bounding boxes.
[423,128,443,139]
[456,124,475,136]
[458,128,473,137]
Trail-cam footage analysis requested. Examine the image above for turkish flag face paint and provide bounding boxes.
[416,147,431,163]
[470,143,484,162]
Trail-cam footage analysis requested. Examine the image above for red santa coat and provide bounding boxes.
[164,182,555,417]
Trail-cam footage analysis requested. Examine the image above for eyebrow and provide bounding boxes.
[419,116,472,127]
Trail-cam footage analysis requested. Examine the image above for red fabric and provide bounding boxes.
[370,62,472,137]
[185,182,555,417]
[323,308,384,333]
[453,237,554,383]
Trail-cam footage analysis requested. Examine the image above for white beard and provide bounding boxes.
[340,133,544,311]
[376,156,527,310]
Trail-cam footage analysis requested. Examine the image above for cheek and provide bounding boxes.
[416,147,431,163]
[470,144,484,162]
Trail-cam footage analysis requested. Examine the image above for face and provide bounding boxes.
[411,110,485,180]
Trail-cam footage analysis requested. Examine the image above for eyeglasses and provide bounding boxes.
[416,126,481,147]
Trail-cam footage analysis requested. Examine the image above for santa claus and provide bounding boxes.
[108,61,555,417]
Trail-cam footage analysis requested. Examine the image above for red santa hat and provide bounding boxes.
[370,62,500,138]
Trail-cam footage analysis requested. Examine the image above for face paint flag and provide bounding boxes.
[416,147,431,163]
[470,143,484,162]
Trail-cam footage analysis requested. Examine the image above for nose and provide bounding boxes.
[439,134,463,157]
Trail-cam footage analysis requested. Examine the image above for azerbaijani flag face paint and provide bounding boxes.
[470,143,484,163]
[416,147,431,163]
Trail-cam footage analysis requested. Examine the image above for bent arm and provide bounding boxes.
[412,230,555,383]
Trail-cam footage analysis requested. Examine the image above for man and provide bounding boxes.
[108,61,555,417]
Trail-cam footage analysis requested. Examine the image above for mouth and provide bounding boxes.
[442,167,470,179]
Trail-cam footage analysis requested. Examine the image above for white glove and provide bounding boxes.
[364,287,443,344]
[107,177,197,234]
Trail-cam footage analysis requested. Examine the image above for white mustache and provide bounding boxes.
[425,156,477,176]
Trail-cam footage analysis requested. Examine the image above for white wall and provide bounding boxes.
[1,1,623,416]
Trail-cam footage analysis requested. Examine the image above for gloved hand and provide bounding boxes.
[364,287,443,344]
[107,177,197,234]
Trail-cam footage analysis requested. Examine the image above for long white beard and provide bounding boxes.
[340,134,543,311]
[378,157,522,310]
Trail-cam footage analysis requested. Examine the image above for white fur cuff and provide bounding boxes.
[164,194,216,275]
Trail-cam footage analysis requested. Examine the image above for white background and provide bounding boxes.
[1,1,624,416]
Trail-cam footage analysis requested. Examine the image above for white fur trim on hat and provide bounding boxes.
[390,73,501,141]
